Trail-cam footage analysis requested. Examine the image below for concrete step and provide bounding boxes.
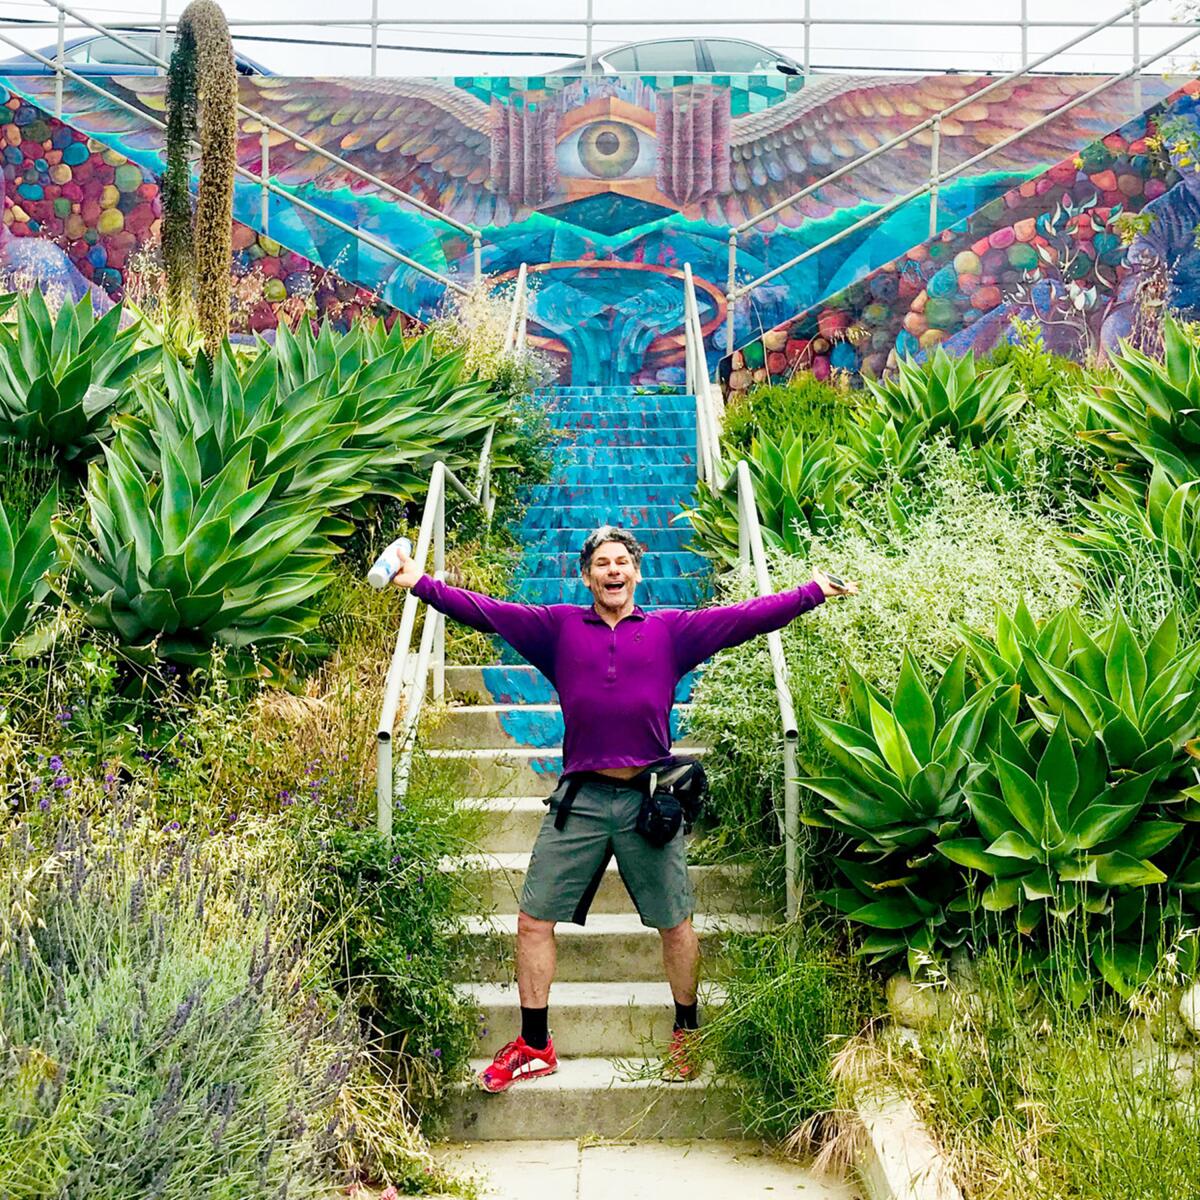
[426,746,707,796]
[454,852,758,915]
[557,445,695,466]
[511,577,701,605]
[458,980,728,1057]
[533,386,686,396]
[424,703,692,749]
[458,911,757,983]
[520,550,704,578]
[552,412,696,431]
[549,464,697,486]
[543,394,697,413]
[552,428,695,449]
[445,1056,740,1141]
[529,526,695,553]
[519,504,688,531]
[527,483,696,507]
[443,665,698,705]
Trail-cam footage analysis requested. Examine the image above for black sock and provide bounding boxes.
[521,1005,549,1049]
[673,1000,698,1032]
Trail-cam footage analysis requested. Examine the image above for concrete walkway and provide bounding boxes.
[440,1140,860,1200]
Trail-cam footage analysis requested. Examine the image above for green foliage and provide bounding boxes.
[699,925,878,1138]
[943,718,1172,942]
[844,408,929,482]
[682,435,858,567]
[721,374,853,455]
[0,290,156,463]
[55,419,339,673]
[0,808,356,1199]
[1078,317,1200,484]
[965,601,1200,784]
[865,346,1023,447]
[0,487,58,656]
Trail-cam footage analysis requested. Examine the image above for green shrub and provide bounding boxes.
[0,290,156,464]
[683,435,858,568]
[721,374,854,455]
[0,807,356,1199]
[700,924,878,1139]
[0,487,59,657]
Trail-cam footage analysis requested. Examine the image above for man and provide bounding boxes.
[390,525,856,1091]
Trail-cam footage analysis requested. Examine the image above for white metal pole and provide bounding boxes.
[376,737,392,835]
[433,479,445,702]
[473,232,482,282]
[260,128,269,235]
[929,115,941,237]
[784,741,799,920]
[585,0,594,75]
[1019,0,1028,68]
[54,2,65,118]
[725,232,737,358]
[370,0,380,76]
[157,0,168,71]
[1132,0,1142,112]
[803,0,811,76]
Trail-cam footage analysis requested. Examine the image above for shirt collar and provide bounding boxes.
[583,604,647,624]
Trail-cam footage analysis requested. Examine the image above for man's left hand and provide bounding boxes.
[813,570,859,598]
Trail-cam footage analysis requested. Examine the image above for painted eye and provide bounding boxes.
[557,119,656,180]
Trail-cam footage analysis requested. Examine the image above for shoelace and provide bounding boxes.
[490,1040,525,1072]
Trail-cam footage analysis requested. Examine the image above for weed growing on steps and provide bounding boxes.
[861,935,1200,1200]
[698,922,879,1142]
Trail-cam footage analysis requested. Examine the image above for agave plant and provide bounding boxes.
[0,289,157,463]
[803,649,1018,858]
[1078,317,1200,483]
[865,346,1022,447]
[1074,464,1200,588]
[681,434,858,566]
[940,717,1176,937]
[55,431,339,671]
[0,486,59,656]
[844,409,929,482]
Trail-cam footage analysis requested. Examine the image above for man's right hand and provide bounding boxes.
[390,551,425,590]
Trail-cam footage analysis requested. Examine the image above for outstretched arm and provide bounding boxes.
[666,573,852,677]
[392,556,560,680]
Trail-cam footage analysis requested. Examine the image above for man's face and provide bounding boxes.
[581,540,641,612]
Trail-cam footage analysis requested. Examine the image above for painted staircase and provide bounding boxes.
[431,386,769,1140]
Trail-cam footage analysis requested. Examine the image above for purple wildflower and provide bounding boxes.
[55,709,72,723]
[30,779,41,794]
[432,1048,441,1058]
[48,756,62,771]
[38,797,49,812]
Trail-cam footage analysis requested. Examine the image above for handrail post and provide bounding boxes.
[585,0,594,76]
[433,474,446,702]
[725,232,737,356]
[1019,0,1028,68]
[473,232,482,283]
[370,0,380,76]
[928,115,941,238]
[784,741,800,919]
[54,1,65,119]
[157,0,168,71]
[1132,0,1142,112]
[260,128,270,236]
[802,0,811,77]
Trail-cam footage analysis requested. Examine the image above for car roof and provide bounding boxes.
[1,33,270,74]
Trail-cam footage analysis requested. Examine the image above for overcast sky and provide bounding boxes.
[2,0,1197,78]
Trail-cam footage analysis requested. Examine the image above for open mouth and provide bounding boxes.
[604,581,625,594]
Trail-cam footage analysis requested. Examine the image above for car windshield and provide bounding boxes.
[79,34,167,66]
[704,40,781,72]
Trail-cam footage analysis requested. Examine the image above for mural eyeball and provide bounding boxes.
[557,120,657,181]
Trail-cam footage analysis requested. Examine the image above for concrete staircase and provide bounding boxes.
[433,386,769,1140]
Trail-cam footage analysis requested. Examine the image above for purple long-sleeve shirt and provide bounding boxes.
[413,575,826,775]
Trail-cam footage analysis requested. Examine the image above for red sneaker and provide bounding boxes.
[662,1027,701,1083]
[478,1035,558,1093]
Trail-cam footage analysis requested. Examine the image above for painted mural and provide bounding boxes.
[718,80,1200,392]
[0,70,1179,381]
[0,87,407,336]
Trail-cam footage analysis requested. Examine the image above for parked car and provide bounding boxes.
[548,38,801,76]
[0,33,271,76]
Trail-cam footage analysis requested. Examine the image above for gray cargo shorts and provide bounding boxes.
[520,776,694,930]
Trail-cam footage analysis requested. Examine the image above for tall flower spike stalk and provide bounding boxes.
[162,0,237,355]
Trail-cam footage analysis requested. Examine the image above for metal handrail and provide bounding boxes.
[723,0,1182,349]
[726,17,1200,334]
[37,0,487,278]
[375,270,526,834]
[683,263,802,919]
[0,25,473,296]
[735,461,803,922]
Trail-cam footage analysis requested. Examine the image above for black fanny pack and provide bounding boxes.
[546,758,707,849]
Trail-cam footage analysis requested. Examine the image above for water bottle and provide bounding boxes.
[367,536,414,590]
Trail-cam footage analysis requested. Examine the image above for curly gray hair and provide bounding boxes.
[579,525,644,574]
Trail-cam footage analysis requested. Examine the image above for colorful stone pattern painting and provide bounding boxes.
[0,87,405,335]
[720,80,1200,392]
[0,71,1177,379]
